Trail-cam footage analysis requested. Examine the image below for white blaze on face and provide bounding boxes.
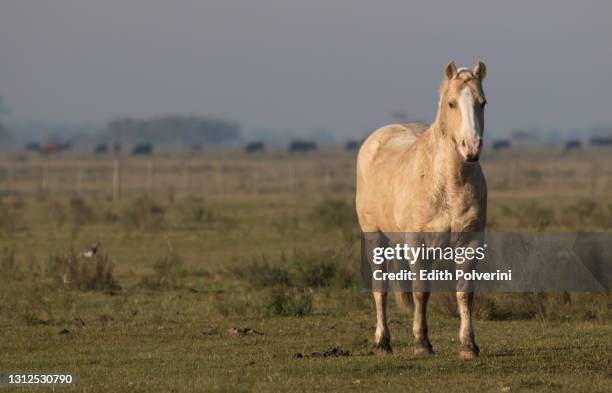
[458,87,482,140]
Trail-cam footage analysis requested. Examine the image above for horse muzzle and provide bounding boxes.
[459,138,482,162]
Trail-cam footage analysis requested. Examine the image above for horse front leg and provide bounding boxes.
[456,234,481,359]
[457,290,479,359]
[412,290,433,356]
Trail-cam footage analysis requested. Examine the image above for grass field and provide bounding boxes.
[1,149,611,392]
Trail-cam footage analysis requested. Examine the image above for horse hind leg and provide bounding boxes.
[412,291,434,356]
[366,231,392,354]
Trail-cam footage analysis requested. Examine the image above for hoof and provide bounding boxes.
[413,339,434,357]
[374,338,392,354]
[459,343,480,359]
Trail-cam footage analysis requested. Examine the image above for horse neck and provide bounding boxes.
[426,122,477,190]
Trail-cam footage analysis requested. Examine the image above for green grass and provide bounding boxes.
[1,292,610,392]
[0,153,611,392]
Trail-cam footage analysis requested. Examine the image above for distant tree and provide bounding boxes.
[0,96,12,145]
[0,96,9,117]
[106,115,241,145]
[0,123,10,145]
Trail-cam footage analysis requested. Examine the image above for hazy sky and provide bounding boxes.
[1,0,610,137]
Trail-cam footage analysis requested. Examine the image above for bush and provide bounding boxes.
[266,288,313,317]
[139,253,185,290]
[0,248,20,280]
[47,249,120,292]
[292,248,357,289]
[0,199,21,232]
[233,248,357,290]
[272,212,299,237]
[310,199,356,229]
[69,196,95,226]
[123,196,165,231]
[182,197,215,224]
[47,201,67,228]
[230,257,291,288]
[293,251,337,288]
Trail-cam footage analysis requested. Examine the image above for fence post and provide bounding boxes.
[146,159,153,196]
[41,164,49,195]
[218,161,225,196]
[324,166,331,193]
[590,156,598,196]
[182,158,190,193]
[112,159,121,202]
[6,162,14,194]
[76,164,83,197]
[289,164,296,195]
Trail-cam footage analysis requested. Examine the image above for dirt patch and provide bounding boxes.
[293,347,351,359]
[227,327,263,337]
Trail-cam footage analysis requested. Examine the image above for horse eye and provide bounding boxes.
[448,100,456,109]
[481,99,487,107]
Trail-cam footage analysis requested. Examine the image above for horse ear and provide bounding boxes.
[444,61,457,80]
[473,61,487,80]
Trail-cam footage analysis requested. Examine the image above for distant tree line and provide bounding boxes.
[0,96,11,145]
[0,123,10,146]
[106,115,241,145]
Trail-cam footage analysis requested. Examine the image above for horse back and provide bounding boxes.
[357,122,429,174]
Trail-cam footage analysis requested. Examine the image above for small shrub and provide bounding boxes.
[310,199,356,229]
[69,196,95,226]
[47,249,121,292]
[139,253,185,289]
[293,251,337,288]
[272,212,299,237]
[104,210,119,223]
[266,288,313,317]
[0,248,20,280]
[517,202,555,230]
[123,196,165,231]
[524,169,542,180]
[215,296,254,317]
[180,197,237,231]
[230,257,291,288]
[23,284,54,325]
[234,248,357,290]
[0,200,21,232]
[47,201,67,228]
[291,248,357,289]
[183,197,215,224]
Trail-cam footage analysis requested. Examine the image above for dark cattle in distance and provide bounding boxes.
[564,140,581,151]
[94,144,109,154]
[288,140,317,153]
[345,140,361,151]
[492,140,511,150]
[25,142,41,152]
[245,141,265,153]
[132,144,153,155]
[590,136,612,147]
[41,142,72,155]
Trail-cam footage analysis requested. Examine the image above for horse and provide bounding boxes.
[356,61,487,359]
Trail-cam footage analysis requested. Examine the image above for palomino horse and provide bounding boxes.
[356,61,487,359]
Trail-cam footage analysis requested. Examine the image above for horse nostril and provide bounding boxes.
[478,140,483,148]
